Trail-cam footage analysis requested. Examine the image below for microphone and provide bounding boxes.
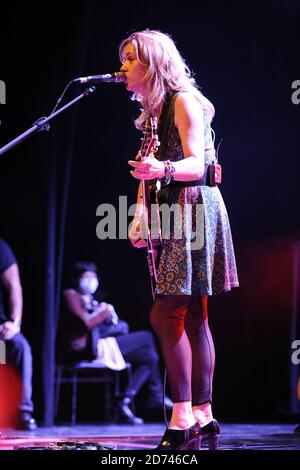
[74,72,126,84]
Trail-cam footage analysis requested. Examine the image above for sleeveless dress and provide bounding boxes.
[155,92,239,296]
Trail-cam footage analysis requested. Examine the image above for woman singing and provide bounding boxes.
[120,29,239,450]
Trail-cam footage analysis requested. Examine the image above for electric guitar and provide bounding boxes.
[139,116,161,297]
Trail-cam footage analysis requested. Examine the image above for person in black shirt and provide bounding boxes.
[0,238,37,430]
[59,261,172,424]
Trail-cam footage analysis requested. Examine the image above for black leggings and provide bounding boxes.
[150,295,215,405]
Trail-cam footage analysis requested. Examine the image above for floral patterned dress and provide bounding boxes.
[155,92,239,296]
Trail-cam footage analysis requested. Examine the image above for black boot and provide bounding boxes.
[200,419,220,450]
[113,397,144,425]
[156,424,201,450]
[17,412,37,431]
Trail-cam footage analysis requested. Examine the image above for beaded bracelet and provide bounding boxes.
[161,160,175,185]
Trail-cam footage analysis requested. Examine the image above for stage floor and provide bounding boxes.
[0,422,300,450]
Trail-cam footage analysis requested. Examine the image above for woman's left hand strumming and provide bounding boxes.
[128,156,165,180]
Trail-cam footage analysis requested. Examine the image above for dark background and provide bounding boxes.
[1,0,300,424]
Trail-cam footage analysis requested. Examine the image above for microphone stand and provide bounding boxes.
[0,86,96,156]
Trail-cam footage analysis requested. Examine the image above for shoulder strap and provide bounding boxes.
[157,92,179,161]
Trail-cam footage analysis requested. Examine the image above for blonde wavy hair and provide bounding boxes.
[119,29,215,129]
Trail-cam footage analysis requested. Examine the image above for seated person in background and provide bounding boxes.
[59,261,172,424]
[0,238,37,430]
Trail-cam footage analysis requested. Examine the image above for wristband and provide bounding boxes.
[12,317,22,328]
[160,160,175,185]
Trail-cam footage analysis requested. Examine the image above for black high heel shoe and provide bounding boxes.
[155,424,201,451]
[200,419,220,450]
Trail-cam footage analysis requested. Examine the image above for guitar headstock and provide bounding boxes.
[140,115,160,160]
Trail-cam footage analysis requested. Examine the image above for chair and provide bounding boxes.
[54,361,132,426]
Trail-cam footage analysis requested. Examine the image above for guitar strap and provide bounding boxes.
[158,92,203,190]
[157,92,179,162]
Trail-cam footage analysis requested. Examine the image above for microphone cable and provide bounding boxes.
[48,80,76,117]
